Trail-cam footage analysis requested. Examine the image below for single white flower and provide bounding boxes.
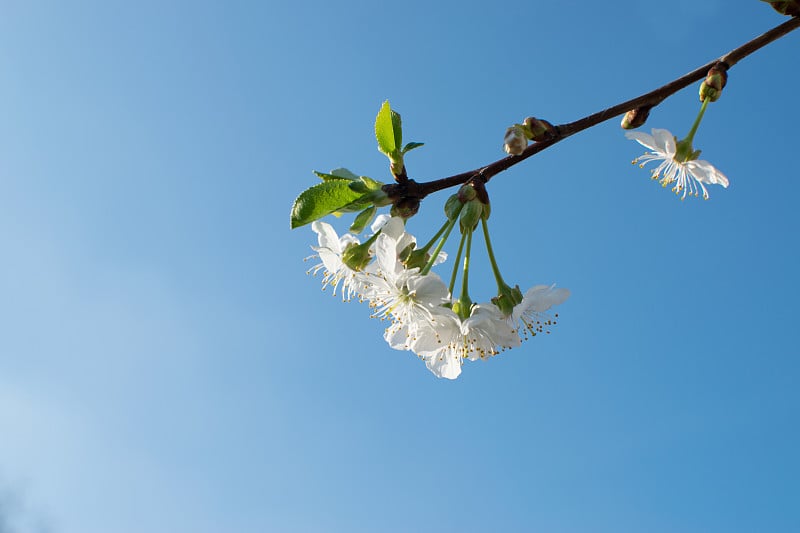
[307,221,368,301]
[363,228,453,352]
[417,303,521,380]
[626,128,729,200]
[503,125,528,156]
[511,284,570,340]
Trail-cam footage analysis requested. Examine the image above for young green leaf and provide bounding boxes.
[349,206,377,233]
[313,172,351,182]
[391,110,402,151]
[330,168,360,180]
[290,180,365,229]
[348,180,369,194]
[375,100,397,155]
[358,175,384,191]
[313,168,360,182]
[402,142,424,154]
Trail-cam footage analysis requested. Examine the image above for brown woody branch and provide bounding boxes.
[383,16,800,209]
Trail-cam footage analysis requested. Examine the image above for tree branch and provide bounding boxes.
[384,16,800,204]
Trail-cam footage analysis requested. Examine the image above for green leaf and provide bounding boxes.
[358,175,384,191]
[313,172,350,182]
[402,142,424,153]
[330,167,360,180]
[349,205,377,233]
[375,100,396,155]
[290,180,364,229]
[313,167,360,182]
[391,110,402,150]
[348,180,368,194]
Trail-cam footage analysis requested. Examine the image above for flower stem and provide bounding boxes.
[684,96,710,145]
[481,218,506,289]
[448,228,467,298]
[458,226,474,313]
[417,218,451,254]
[420,217,457,276]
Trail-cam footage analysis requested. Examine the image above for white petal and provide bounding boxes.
[413,309,461,354]
[424,347,462,380]
[370,214,392,234]
[316,247,343,273]
[378,216,406,240]
[311,221,342,252]
[407,273,449,306]
[374,233,401,276]
[651,128,676,157]
[686,160,729,187]
[384,322,411,351]
[522,284,570,312]
[625,130,658,151]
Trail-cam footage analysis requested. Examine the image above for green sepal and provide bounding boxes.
[401,142,424,153]
[491,283,523,318]
[290,180,365,229]
[349,206,377,234]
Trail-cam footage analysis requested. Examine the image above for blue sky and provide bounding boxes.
[1,1,798,532]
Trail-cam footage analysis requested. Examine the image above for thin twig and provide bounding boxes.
[384,17,800,203]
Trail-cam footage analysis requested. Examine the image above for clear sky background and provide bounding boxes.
[1,1,798,532]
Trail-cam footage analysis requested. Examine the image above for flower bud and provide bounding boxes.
[390,197,419,219]
[699,65,728,102]
[620,106,651,129]
[480,199,491,221]
[459,199,484,232]
[503,125,528,155]
[457,183,477,202]
[444,193,463,220]
[523,117,556,142]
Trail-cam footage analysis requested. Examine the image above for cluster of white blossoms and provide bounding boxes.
[308,215,569,379]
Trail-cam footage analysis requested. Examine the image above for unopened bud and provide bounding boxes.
[444,194,463,220]
[459,199,483,232]
[620,106,651,129]
[503,125,528,156]
[481,199,491,221]
[700,65,728,102]
[522,117,556,142]
[457,184,477,202]
[390,197,419,219]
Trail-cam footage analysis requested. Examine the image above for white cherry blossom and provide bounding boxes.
[511,284,570,340]
[418,303,521,380]
[307,221,368,301]
[626,128,729,200]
